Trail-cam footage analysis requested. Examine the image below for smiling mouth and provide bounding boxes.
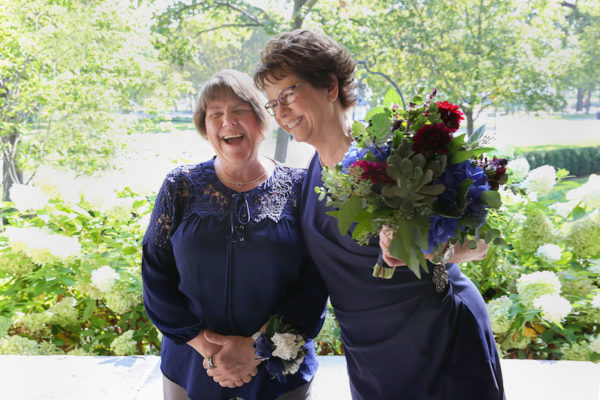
[223,134,244,144]
[285,117,302,130]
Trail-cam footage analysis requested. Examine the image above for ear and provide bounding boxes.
[327,74,339,102]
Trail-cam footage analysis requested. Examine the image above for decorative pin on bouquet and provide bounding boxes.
[316,88,507,290]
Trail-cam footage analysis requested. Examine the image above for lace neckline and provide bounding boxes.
[207,157,281,195]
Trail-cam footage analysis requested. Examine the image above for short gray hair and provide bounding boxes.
[193,69,269,139]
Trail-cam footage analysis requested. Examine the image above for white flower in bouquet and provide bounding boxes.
[91,266,120,292]
[4,227,81,265]
[516,271,561,307]
[271,332,303,360]
[533,295,572,323]
[506,158,530,181]
[487,296,513,334]
[549,201,578,218]
[589,336,600,354]
[9,184,50,211]
[522,165,556,197]
[591,294,600,308]
[566,174,600,210]
[534,244,562,262]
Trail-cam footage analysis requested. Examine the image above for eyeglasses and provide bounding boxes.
[264,83,304,116]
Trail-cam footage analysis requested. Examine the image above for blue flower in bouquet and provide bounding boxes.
[428,214,458,251]
[341,144,368,173]
[266,356,286,384]
[428,161,491,250]
[370,142,391,162]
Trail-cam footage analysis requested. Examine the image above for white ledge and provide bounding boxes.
[0,356,599,399]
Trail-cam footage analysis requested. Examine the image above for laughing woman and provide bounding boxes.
[255,30,504,400]
[142,69,327,400]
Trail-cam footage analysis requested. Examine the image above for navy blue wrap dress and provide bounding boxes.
[142,159,328,400]
[301,154,504,400]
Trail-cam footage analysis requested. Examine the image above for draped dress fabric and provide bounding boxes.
[142,159,328,400]
[301,153,505,400]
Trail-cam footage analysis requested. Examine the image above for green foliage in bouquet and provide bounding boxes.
[317,88,506,279]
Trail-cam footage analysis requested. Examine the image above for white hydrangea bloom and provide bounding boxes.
[591,294,600,308]
[516,271,561,307]
[91,266,120,292]
[522,165,556,197]
[110,330,137,356]
[507,158,530,181]
[589,336,600,354]
[271,333,302,360]
[533,295,572,323]
[549,201,578,218]
[31,167,81,205]
[566,174,600,210]
[4,227,81,265]
[47,297,79,328]
[487,296,513,334]
[534,244,562,262]
[9,184,50,211]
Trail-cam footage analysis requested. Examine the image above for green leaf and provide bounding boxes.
[368,112,392,144]
[447,134,466,154]
[450,147,494,164]
[468,125,486,144]
[365,107,387,122]
[456,178,473,211]
[351,120,367,138]
[384,88,403,107]
[336,197,363,235]
[83,298,97,321]
[0,316,11,338]
[122,246,138,255]
[481,190,502,208]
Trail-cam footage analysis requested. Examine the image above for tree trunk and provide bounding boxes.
[576,88,584,111]
[584,89,591,114]
[2,131,23,202]
[464,109,474,139]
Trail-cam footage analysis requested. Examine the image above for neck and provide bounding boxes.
[215,156,272,190]
[313,108,353,168]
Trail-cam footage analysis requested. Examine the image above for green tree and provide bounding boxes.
[0,0,185,201]
[560,1,600,113]
[314,0,570,137]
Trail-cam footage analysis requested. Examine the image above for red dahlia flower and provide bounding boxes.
[351,160,394,185]
[436,101,464,132]
[411,123,453,155]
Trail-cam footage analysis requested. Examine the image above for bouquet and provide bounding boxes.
[317,88,507,289]
[253,315,309,384]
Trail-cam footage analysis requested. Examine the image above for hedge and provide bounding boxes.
[515,146,600,177]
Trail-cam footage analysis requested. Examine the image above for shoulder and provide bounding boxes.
[162,161,215,192]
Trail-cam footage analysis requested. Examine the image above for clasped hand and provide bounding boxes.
[202,329,262,388]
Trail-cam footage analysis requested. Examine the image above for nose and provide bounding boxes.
[274,103,291,120]
[222,111,238,127]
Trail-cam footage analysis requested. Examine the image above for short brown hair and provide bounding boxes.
[254,29,357,109]
[193,69,269,139]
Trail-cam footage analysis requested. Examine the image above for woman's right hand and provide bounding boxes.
[186,329,223,360]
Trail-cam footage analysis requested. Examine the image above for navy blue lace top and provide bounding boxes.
[142,158,327,400]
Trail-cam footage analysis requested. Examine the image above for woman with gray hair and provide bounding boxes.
[142,69,327,400]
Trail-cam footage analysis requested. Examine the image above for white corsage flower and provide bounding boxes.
[271,332,303,360]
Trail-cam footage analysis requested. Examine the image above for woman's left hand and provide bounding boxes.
[379,226,407,267]
[202,329,261,388]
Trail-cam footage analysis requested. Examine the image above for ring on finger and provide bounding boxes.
[207,355,215,369]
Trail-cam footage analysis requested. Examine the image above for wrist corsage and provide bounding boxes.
[252,315,308,383]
